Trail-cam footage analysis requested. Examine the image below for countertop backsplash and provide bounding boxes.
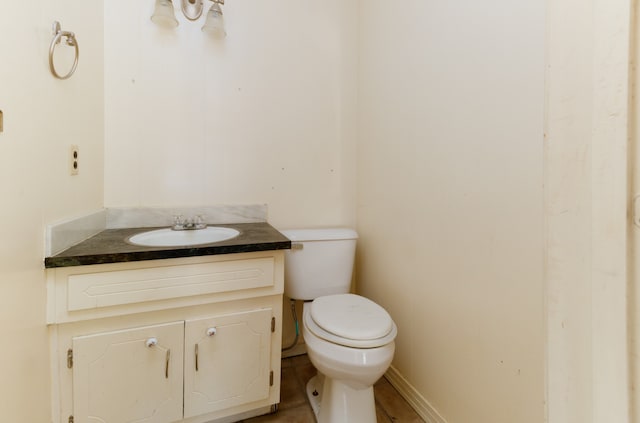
[46,205,268,257]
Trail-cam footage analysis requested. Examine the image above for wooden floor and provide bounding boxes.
[240,354,425,423]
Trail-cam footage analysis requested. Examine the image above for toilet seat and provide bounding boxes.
[305,294,397,349]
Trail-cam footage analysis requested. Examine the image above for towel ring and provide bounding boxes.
[49,21,79,80]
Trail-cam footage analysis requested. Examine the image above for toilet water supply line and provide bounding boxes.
[282,299,299,351]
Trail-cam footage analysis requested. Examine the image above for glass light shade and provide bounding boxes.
[151,0,179,28]
[201,3,226,38]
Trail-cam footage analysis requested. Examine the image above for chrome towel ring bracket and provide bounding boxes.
[49,21,79,80]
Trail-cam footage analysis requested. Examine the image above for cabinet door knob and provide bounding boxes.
[206,327,217,336]
[146,337,158,348]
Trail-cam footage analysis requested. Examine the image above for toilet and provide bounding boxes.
[281,228,397,423]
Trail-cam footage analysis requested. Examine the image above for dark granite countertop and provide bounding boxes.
[45,222,291,268]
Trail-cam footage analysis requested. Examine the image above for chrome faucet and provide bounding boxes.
[172,215,207,231]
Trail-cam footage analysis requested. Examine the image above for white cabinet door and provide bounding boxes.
[72,321,184,423]
[184,309,272,418]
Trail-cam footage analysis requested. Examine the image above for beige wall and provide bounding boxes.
[0,1,634,422]
[356,1,545,422]
[0,1,104,421]
[102,0,359,362]
[546,1,631,422]
[633,1,640,419]
[103,0,358,230]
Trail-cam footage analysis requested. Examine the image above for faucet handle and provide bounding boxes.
[172,214,185,229]
[194,214,206,229]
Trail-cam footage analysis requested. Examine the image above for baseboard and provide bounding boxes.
[384,365,448,423]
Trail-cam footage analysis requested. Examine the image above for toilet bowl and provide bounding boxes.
[281,228,397,423]
[301,295,396,422]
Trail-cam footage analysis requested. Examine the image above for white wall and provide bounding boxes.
[0,1,104,421]
[103,0,358,230]
[356,1,545,422]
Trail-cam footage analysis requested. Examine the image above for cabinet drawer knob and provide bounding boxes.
[206,327,217,337]
[145,337,158,348]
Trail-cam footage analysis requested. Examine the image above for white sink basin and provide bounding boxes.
[128,227,240,247]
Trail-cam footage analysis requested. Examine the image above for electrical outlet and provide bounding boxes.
[69,145,79,175]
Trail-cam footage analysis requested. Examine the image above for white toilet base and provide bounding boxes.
[306,374,377,423]
[306,375,322,419]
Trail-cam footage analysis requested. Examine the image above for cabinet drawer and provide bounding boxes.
[66,257,275,311]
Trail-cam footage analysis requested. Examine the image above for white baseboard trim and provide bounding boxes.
[384,365,448,423]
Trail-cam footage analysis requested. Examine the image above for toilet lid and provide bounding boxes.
[310,294,395,343]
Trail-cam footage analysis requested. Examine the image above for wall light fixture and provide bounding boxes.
[151,0,226,38]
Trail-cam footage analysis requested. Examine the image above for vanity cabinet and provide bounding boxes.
[47,250,284,423]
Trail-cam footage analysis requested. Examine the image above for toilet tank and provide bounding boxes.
[280,228,358,301]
